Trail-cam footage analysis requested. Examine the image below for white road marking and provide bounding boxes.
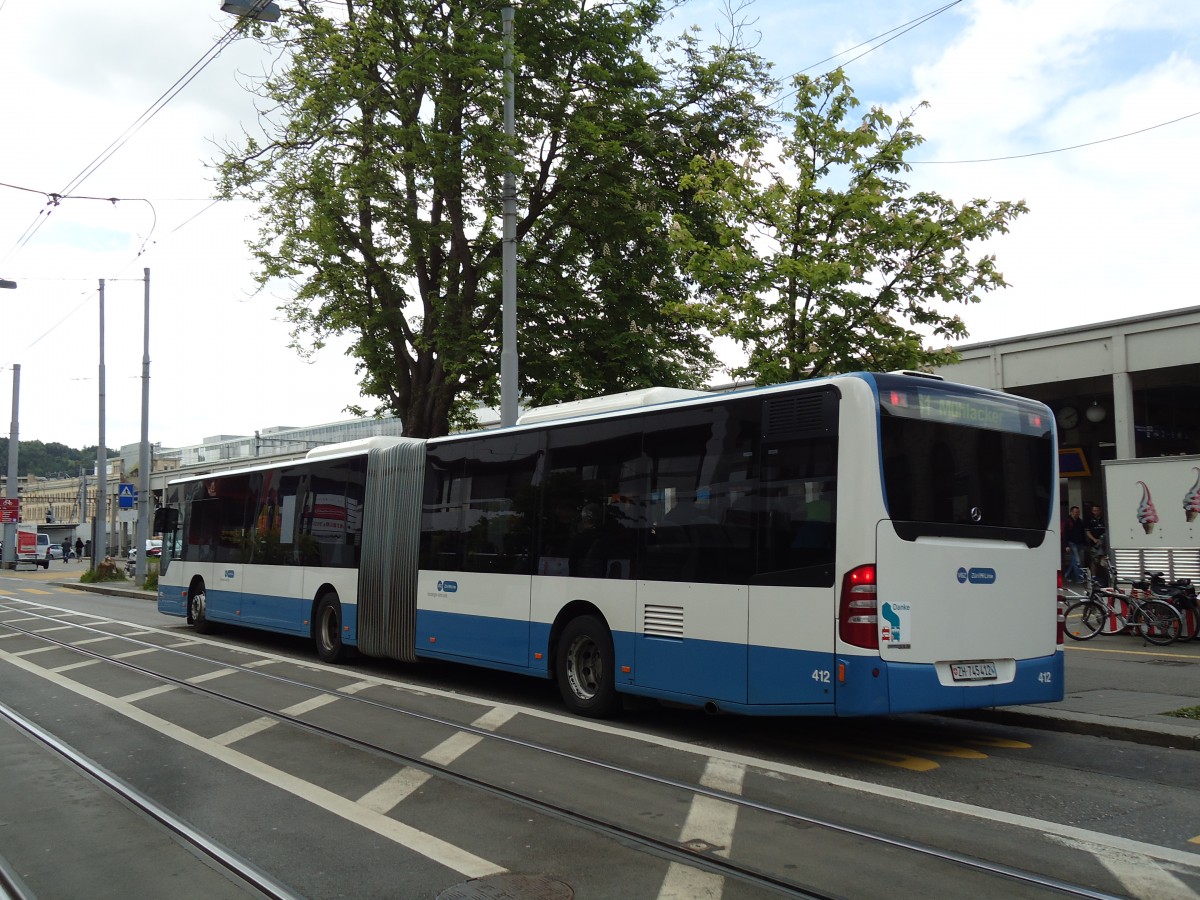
[29,625,75,633]
[358,707,518,815]
[120,685,179,703]
[187,668,239,684]
[9,598,1200,871]
[0,647,504,879]
[71,636,119,646]
[12,646,56,656]
[1048,835,1199,899]
[339,679,379,695]
[211,717,278,747]
[282,694,338,716]
[658,758,746,899]
[49,660,100,673]
[111,648,157,660]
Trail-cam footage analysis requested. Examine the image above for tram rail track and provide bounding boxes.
[0,600,1146,899]
[0,698,300,900]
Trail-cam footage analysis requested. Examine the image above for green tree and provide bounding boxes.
[217,1,772,436]
[671,69,1028,383]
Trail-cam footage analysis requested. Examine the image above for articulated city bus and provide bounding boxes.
[156,371,1064,716]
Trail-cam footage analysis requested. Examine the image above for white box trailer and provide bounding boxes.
[1102,455,1200,583]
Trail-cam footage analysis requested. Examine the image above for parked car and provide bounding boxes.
[126,539,162,563]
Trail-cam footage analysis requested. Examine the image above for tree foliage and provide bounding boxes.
[671,69,1028,383]
[0,439,115,478]
[218,0,773,436]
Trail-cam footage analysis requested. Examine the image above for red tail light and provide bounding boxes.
[1056,570,1065,645]
[839,564,879,649]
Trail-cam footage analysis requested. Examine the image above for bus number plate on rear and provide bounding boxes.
[950,661,998,682]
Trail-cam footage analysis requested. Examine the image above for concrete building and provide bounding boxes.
[933,304,1200,516]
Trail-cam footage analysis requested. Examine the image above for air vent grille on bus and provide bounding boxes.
[644,604,684,639]
[764,391,835,440]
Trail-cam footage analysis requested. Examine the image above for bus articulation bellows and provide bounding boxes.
[156,372,1065,717]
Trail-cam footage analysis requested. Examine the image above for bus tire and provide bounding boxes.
[313,593,346,663]
[188,584,215,634]
[555,615,619,718]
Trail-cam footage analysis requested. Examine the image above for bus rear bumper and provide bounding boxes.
[836,651,1065,716]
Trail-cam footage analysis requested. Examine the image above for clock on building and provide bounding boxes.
[1056,406,1079,429]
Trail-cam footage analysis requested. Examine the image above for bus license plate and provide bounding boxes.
[950,661,997,682]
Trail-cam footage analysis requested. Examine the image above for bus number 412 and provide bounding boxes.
[812,669,832,684]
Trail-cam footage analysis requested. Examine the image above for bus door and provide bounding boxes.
[418,432,541,669]
[185,476,253,623]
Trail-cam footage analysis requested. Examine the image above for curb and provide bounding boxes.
[56,582,157,602]
[958,706,1200,752]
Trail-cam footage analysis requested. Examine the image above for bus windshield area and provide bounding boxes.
[876,376,1054,537]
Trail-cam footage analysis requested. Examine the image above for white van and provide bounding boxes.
[36,533,52,568]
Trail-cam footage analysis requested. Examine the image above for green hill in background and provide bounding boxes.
[0,439,118,479]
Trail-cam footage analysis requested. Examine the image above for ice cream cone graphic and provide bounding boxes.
[1136,481,1158,534]
[1185,468,1200,523]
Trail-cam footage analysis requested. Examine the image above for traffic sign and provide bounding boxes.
[0,498,17,523]
[118,482,136,509]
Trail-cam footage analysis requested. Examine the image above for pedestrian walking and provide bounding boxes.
[1062,506,1087,583]
[1086,503,1108,585]
[75,537,84,562]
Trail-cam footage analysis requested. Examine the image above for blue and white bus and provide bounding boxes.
[156,371,1064,716]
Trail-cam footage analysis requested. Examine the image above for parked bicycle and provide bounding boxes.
[1135,571,1200,642]
[1063,563,1182,645]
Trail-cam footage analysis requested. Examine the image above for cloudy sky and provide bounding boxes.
[1,0,1198,451]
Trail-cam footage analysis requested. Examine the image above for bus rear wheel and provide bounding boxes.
[314,593,346,663]
[555,615,618,718]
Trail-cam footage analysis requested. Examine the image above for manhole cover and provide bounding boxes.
[437,874,574,900]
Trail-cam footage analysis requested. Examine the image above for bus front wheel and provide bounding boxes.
[555,615,619,718]
[314,593,346,663]
[188,585,215,634]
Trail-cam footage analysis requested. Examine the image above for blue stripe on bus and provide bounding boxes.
[161,595,1061,716]
[157,587,362,645]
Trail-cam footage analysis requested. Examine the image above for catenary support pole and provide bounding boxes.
[135,268,151,582]
[95,279,107,564]
[499,4,518,428]
[2,365,19,569]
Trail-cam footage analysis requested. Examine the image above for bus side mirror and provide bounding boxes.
[154,508,178,532]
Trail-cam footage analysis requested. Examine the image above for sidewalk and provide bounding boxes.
[5,565,1199,751]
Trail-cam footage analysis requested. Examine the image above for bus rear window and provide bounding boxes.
[876,379,1053,535]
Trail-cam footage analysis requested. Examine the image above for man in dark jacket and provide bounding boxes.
[1063,506,1086,582]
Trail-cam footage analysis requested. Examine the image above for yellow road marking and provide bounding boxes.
[963,736,1032,749]
[1065,644,1193,658]
[891,742,988,759]
[1190,835,1200,845]
[808,742,939,771]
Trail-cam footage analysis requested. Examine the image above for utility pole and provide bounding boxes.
[134,268,151,582]
[95,279,107,563]
[2,365,19,569]
[500,4,519,427]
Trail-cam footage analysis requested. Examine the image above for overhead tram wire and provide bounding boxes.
[908,108,1200,164]
[770,0,964,109]
[0,8,261,268]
